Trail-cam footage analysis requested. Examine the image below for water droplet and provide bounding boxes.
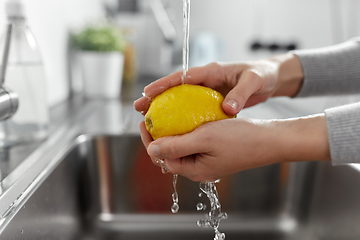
[197,219,207,227]
[172,193,178,203]
[21,229,24,234]
[196,202,204,211]
[160,164,168,174]
[198,192,203,198]
[170,174,179,213]
[214,230,225,240]
[171,203,179,213]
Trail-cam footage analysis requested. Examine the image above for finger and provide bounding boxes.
[139,121,152,148]
[135,64,225,117]
[185,63,226,87]
[165,156,216,183]
[243,94,268,108]
[144,63,225,98]
[165,156,196,178]
[147,128,208,160]
[144,71,183,98]
[222,70,263,115]
[139,121,165,168]
[165,155,197,176]
[134,96,151,115]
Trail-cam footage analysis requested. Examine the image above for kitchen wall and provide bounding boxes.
[0,0,105,107]
[0,0,359,107]
[168,0,360,63]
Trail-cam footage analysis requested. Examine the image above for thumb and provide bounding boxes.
[147,130,207,160]
[222,70,262,115]
[148,134,208,181]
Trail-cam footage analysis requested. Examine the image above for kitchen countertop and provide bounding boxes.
[0,77,149,182]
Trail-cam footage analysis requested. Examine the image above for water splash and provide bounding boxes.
[197,181,227,240]
[196,202,207,211]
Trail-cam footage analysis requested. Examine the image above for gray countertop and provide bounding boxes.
[0,77,150,181]
[0,76,152,219]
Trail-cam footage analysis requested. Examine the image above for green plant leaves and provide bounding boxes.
[71,24,127,53]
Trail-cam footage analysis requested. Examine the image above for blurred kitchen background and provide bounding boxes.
[0,0,359,108]
[1,2,360,239]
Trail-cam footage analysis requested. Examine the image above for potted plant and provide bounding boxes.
[71,23,127,99]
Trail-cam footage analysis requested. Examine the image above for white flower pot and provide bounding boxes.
[79,51,124,99]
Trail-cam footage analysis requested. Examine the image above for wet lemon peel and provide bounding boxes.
[145,84,235,140]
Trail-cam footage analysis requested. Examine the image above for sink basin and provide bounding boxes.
[1,133,360,240]
[77,135,290,239]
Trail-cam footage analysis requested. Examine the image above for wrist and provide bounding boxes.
[275,114,331,163]
[271,53,304,97]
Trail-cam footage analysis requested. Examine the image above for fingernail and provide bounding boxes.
[148,144,160,157]
[226,100,238,111]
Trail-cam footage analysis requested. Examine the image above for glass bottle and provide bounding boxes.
[0,0,49,148]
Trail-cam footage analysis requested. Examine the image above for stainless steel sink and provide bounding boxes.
[75,134,290,240]
[1,95,360,240]
[1,131,360,240]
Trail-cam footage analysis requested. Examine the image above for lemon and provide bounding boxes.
[145,84,234,140]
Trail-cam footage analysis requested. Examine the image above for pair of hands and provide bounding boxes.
[134,54,306,182]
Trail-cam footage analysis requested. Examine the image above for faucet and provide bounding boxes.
[112,0,178,76]
[146,0,178,75]
[149,0,177,45]
[0,23,19,121]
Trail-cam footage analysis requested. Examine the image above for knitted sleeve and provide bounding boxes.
[292,38,360,164]
[293,38,360,97]
[324,103,360,164]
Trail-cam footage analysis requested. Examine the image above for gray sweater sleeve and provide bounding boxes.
[291,38,360,164]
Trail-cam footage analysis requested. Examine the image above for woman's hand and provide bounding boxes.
[134,53,310,181]
[140,118,281,182]
[140,114,330,182]
[140,114,330,181]
[134,53,304,116]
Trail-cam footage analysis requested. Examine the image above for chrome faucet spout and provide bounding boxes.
[150,0,177,45]
[0,24,12,86]
[0,23,19,121]
[0,87,18,121]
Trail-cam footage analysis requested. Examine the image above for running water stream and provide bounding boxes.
[169,1,228,240]
[170,0,192,215]
[182,0,191,83]
[171,174,179,213]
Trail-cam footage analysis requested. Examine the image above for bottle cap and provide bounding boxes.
[5,0,24,18]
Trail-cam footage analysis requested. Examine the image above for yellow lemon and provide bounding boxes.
[145,84,234,140]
